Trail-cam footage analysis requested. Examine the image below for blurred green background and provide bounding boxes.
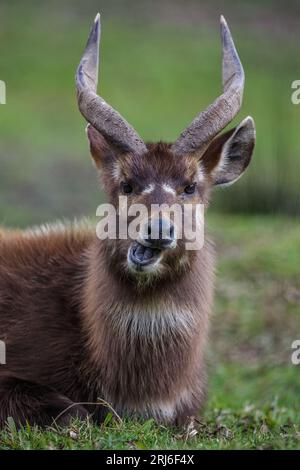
[0,0,299,449]
[0,0,300,225]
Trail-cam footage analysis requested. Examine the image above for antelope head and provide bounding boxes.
[76,14,255,280]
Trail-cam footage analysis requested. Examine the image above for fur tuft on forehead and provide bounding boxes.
[118,142,200,187]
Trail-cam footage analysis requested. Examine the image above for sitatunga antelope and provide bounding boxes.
[0,14,255,427]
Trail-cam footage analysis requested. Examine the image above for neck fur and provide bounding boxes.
[80,238,215,408]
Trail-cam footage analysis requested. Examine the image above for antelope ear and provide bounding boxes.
[86,124,128,170]
[201,116,255,187]
[86,124,113,169]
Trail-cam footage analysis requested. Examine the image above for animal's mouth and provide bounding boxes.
[128,241,162,270]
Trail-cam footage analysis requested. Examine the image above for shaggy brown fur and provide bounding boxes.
[0,125,254,427]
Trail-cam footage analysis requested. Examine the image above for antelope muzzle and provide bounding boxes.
[128,217,176,271]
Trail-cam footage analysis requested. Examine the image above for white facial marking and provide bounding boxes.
[142,184,155,195]
[162,183,176,196]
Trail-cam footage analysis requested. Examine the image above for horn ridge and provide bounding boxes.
[76,14,147,156]
[171,16,245,156]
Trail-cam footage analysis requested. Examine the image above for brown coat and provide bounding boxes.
[0,217,214,427]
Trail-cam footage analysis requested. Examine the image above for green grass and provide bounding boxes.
[0,213,299,450]
[0,401,299,450]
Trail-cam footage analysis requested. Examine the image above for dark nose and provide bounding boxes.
[144,218,175,249]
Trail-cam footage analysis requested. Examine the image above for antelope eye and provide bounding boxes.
[184,183,196,195]
[121,182,133,194]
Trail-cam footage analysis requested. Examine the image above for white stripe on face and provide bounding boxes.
[142,184,155,194]
[162,183,176,196]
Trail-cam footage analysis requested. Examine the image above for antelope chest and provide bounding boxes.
[97,302,198,420]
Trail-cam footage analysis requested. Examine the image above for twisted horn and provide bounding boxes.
[76,14,147,156]
[171,16,245,156]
